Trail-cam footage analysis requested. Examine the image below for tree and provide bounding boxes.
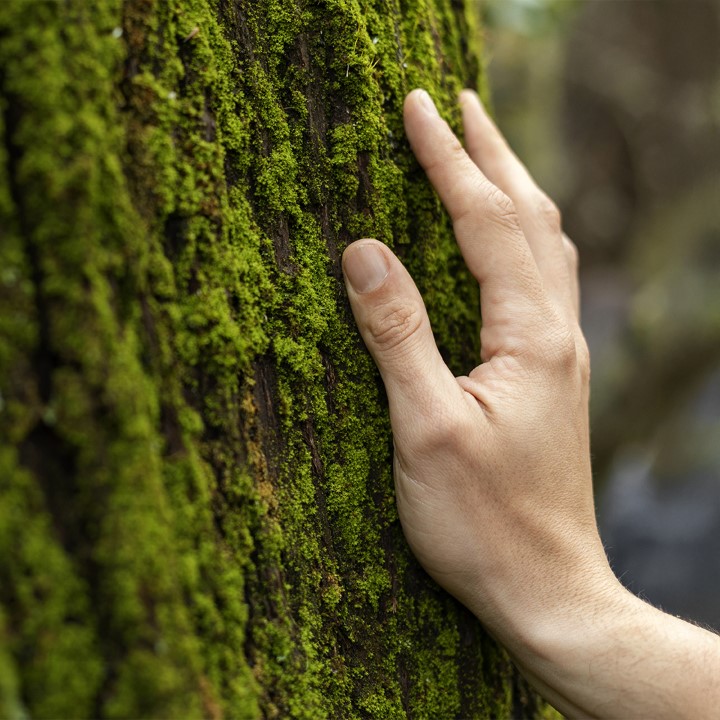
[0,1,548,717]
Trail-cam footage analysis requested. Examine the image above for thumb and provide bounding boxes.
[342,239,458,417]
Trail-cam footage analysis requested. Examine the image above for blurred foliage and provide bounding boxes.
[482,0,579,35]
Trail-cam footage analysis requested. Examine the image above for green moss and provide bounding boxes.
[0,0,549,717]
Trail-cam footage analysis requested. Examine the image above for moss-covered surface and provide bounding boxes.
[0,0,548,717]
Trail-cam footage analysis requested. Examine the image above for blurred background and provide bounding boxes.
[479,0,720,629]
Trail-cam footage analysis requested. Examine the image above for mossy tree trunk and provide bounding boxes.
[0,1,547,717]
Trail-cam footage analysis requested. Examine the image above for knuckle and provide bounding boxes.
[563,236,579,269]
[412,410,468,457]
[575,335,591,383]
[487,186,522,233]
[488,185,517,219]
[447,132,466,160]
[535,192,562,234]
[425,125,466,174]
[535,326,591,385]
[552,334,578,372]
[535,323,578,373]
[369,300,425,353]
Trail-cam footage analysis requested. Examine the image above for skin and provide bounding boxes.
[342,89,720,719]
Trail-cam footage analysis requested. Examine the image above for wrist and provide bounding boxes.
[497,566,631,715]
[466,519,621,657]
[508,567,631,667]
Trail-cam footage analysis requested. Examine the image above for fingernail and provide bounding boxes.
[417,89,439,117]
[472,92,486,111]
[343,243,389,294]
[460,89,482,109]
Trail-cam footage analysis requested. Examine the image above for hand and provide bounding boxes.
[343,88,613,636]
[342,90,720,719]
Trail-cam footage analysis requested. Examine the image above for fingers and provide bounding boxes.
[342,239,462,425]
[403,90,546,355]
[459,90,576,321]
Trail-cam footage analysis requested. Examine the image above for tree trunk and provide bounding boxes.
[0,1,547,717]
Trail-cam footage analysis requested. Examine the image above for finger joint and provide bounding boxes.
[369,301,426,354]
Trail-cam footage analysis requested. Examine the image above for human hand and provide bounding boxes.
[342,89,617,650]
[343,89,720,720]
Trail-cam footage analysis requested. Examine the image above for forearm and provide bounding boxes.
[497,577,720,719]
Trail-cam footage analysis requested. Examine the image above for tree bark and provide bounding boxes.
[0,1,547,717]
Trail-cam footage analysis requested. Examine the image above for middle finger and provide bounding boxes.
[459,90,575,321]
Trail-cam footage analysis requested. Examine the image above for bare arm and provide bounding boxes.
[341,89,720,719]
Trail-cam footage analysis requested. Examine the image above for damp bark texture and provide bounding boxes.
[0,1,550,717]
